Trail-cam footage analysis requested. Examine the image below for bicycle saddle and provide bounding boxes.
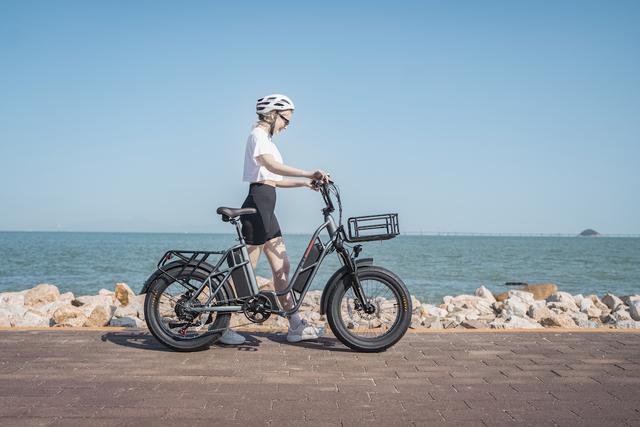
[216,206,257,220]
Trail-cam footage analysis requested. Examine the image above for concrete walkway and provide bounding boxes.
[0,329,639,426]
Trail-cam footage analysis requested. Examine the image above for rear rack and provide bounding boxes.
[346,213,400,242]
[157,250,225,285]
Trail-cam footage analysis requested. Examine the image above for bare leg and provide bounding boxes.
[262,236,293,310]
[246,244,262,270]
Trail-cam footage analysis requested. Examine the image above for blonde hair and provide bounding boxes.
[255,110,279,137]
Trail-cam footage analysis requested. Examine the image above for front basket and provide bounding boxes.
[346,213,400,242]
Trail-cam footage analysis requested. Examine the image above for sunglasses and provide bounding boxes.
[277,112,290,126]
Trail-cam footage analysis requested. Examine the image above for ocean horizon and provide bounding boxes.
[1,230,638,304]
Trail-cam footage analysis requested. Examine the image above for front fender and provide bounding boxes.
[319,258,373,315]
[139,259,219,295]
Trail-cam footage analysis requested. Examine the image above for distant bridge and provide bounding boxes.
[401,231,640,238]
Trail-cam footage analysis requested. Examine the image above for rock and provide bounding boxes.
[528,305,553,321]
[428,319,443,329]
[23,284,60,308]
[0,290,28,307]
[12,309,49,327]
[461,320,488,329]
[443,296,453,305]
[83,305,112,327]
[629,301,640,321]
[610,309,632,322]
[547,291,579,308]
[109,317,140,328]
[495,283,558,302]
[410,314,422,329]
[522,283,559,301]
[474,286,496,302]
[588,295,610,312]
[114,303,141,319]
[580,298,602,319]
[0,308,12,327]
[501,298,530,318]
[575,318,600,328]
[547,301,579,313]
[490,316,543,329]
[615,320,640,329]
[422,304,447,318]
[602,293,624,311]
[570,311,589,324]
[114,283,136,306]
[620,295,640,306]
[508,290,535,305]
[539,312,576,328]
[52,306,87,327]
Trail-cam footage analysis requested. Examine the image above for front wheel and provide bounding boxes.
[326,265,412,352]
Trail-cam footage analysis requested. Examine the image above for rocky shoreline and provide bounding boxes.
[1,280,639,330]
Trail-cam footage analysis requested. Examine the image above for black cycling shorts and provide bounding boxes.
[240,183,282,245]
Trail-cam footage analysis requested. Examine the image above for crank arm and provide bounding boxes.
[188,305,244,313]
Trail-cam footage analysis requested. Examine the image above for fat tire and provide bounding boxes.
[326,265,412,353]
[143,267,231,352]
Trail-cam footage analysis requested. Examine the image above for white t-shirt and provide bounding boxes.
[242,127,284,183]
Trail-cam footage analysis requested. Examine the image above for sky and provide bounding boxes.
[1,1,639,234]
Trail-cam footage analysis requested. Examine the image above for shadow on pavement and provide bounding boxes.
[101,329,354,353]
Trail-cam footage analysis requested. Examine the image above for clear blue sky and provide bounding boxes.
[1,1,638,234]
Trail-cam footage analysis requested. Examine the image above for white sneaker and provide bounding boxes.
[218,329,246,345]
[286,319,324,343]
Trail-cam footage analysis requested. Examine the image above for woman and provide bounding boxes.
[219,94,330,345]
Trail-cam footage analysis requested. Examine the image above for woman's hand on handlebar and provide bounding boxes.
[310,169,330,183]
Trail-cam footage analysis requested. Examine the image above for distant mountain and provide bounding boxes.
[578,229,600,237]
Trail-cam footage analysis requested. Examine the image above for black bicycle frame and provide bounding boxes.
[162,211,364,318]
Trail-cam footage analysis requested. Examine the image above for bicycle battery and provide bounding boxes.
[226,249,253,298]
[291,242,323,293]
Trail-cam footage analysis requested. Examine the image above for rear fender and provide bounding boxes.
[319,258,373,315]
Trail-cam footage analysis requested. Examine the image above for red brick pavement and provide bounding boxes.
[0,329,639,426]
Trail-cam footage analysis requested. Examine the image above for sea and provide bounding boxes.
[0,231,638,304]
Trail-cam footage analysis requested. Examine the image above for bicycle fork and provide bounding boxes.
[335,240,376,314]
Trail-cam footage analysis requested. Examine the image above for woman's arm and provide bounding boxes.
[275,179,313,189]
[257,154,312,178]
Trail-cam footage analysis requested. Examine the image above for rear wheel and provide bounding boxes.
[326,266,411,352]
[144,266,231,352]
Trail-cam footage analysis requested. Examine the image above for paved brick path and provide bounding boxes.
[0,329,639,426]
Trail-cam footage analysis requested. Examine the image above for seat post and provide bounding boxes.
[231,218,245,243]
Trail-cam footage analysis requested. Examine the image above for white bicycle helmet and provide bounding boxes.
[256,94,295,114]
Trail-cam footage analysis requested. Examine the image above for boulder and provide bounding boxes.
[547,291,578,307]
[114,283,136,306]
[83,305,112,327]
[522,283,558,301]
[23,284,60,308]
[615,320,640,329]
[547,301,579,313]
[495,283,558,302]
[474,286,496,302]
[508,290,536,305]
[12,309,49,327]
[588,295,610,312]
[610,309,632,322]
[573,294,584,306]
[602,294,624,311]
[109,317,140,328]
[490,316,543,329]
[501,297,530,318]
[461,320,489,329]
[621,295,640,306]
[539,312,577,328]
[52,306,87,327]
[580,299,603,319]
[528,305,553,322]
[422,304,447,318]
[630,301,640,321]
[0,308,12,327]
[0,290,28,307]
[256,275,273,291]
